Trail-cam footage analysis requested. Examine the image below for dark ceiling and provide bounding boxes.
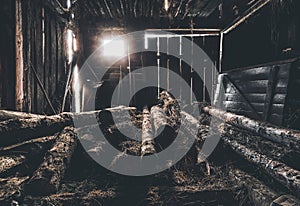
[48,0,264,29]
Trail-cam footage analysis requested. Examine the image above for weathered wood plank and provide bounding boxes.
[225,93,266,103]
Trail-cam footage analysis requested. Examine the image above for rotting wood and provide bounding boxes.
[141,108,155,156]
[204,107,300,149]
[25,126,78,196]
[223,136,300,196]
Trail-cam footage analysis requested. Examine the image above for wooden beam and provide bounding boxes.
[203,107,300,149]
[222,0,272,34]
[15,0,24,111]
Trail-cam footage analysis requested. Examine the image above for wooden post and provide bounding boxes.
[15,0,24,111]
[218,32,224,73]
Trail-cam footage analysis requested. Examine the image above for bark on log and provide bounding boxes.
[159,91,180,129]
[25,126,78,196]
[151,105,176,149]
[150,105,168,135]
[204,107,300,149]
[0,134,58,152]
[230,169,278,206]
[141,108,155,156]
[0,154,26,174]
[0,110,44,121]
[221,124,295,163]
[0,176,29,201]
[98,106,137,127]
[223,136,300,196]
[0,114,72,146]
[180,111,201,140]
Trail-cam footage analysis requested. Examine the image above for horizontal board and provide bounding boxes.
[224,101,265,113]
[226,67,270,81]
[269,104,285,114]
[225,93,266,103]
[273,94,287,104]
[225,85,267,94]
[226,108,264,119]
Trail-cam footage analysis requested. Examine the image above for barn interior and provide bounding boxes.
[1,0,300,205]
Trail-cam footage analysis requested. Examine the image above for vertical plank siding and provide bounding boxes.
[21,1,67,114]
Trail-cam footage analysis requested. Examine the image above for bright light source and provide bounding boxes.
[66,29,73,63]
[102,38,127,57]
[73,65,81,113]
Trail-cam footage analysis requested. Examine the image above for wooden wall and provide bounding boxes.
[216,58,300,129]
[21,0,67,114]
[0,0,17,110]
[0,0,68,114]
[222,0,300,70]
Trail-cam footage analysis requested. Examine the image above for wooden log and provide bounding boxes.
[180,111,201,140]
[203,107,300,149]
[230,169,279,206]
[0,154,25,174]
[25,126,78,196]
[150,105,168,135]
[0,135,58,178]
[0,176,29,201]
[98,106,137,127]
[141,108,155,156]
[150,105,176,149]
[223,136,300,195]
[0,114,73,147]
[0,134,58,152]
[159,91,181,129]
[0,110,44,121]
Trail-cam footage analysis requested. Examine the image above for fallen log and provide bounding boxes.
[0,110,44,121]
[159,91,181,129]
[0,114,73,147]
[150,105,168,135]
[0,135,59,177]
[0,134,58,152]
[25,126,78,196]
[221,124,295,164]
[0,176,29,201]
[0,154,26,174]
[230,169,278,206]
[141,108,155,156]
[204,107,300,149]
[223,136,300,196]
[151,105,176,149]
[180,111,201,140]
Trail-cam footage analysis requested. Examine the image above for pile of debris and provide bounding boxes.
[0,91,300,205]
